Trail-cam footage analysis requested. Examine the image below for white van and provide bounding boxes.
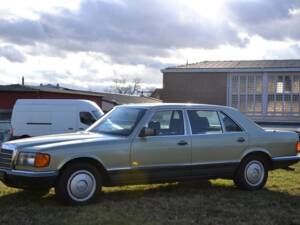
[11,99,104,138]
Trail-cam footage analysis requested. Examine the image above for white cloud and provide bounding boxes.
[0,0,82,19]
[0,0,299,91]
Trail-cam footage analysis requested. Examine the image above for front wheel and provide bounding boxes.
[234,155,268,190]
[55,163,102,205]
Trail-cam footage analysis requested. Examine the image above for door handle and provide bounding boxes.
[68,128,74,130]
[177,140,188,146]
[237,137,245,143]
[79,128,84,130]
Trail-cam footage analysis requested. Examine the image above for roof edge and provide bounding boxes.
[161,67,300,73]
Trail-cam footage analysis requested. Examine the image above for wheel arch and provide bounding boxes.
[240,149,273,169]
[57,156,109,181]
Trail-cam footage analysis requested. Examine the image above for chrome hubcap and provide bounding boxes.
[244,160,264,186]
[67,170,96,202]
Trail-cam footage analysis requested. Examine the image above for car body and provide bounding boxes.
[1,103,299,204]
[11,99,104,138]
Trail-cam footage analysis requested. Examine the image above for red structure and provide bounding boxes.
[0,85,103,110]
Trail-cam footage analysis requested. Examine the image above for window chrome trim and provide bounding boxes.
[219,110,246,133]
[183,109,192,136]
[136,109,187,137]
[186,109,223,136]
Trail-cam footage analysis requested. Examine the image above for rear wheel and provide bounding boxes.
[234,155,268,190]
[55,163,102,205]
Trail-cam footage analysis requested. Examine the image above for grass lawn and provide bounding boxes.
[1,164,300,225]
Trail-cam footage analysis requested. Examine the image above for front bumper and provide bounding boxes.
[272,154,300,169]
[0,169,58,189]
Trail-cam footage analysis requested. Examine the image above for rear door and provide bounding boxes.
[187,109,248,176]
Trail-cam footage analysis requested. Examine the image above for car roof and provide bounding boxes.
[118,103,234,111]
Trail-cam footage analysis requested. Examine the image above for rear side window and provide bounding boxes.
[219,112,243,132]
[188,110,222,134]
[80,112,96,126]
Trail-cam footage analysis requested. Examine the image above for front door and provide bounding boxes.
[131,110,191,181]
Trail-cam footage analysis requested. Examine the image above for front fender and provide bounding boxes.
[56,154,107,171]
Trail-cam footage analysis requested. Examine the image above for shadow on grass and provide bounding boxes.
[0,179,300,205]
[0,180,213,205]
[1,180,300,225]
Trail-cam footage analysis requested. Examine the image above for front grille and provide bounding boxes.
[0,148,13,169]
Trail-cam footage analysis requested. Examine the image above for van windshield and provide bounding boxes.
[89,107,146,136]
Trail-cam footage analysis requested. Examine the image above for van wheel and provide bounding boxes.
[234,155,268,190]
[55,163,102,205]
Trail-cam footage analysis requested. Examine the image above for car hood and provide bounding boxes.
[2,132,122,150]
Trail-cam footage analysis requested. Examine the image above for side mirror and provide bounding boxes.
[139,127,156,137]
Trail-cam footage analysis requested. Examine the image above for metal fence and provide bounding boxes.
[0,121,10,144]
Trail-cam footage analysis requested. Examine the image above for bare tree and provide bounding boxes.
[111,77,141,95]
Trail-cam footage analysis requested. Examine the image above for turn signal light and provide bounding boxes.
[296,142,300,153]
[34,153,50,168]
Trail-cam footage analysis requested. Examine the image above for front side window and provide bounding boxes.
[146,110,184,136]
[80,112,96,126]
[220,112,243,132]
[89,107,146,136]
[188,110,222,134]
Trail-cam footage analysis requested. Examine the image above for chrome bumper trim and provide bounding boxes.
[272,154,300,162]
[0,169,58,177]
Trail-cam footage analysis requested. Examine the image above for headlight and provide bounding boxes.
[17,152,50,168]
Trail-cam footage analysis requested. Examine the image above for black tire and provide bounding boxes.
[234,155,268,190]
[55,163,102,205]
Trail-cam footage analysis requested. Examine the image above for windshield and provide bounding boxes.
[89,107,146,136]
[92,110,104,120]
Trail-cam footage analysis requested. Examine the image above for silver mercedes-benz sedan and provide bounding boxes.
[0,103,299,205]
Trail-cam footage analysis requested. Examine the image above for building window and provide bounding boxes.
[229,73,300,119]
[267,75,300,116]
[230,73,263,115]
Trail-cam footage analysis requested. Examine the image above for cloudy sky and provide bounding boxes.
[0,0,300,91]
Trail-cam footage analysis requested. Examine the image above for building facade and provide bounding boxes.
[162,60,300,123]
